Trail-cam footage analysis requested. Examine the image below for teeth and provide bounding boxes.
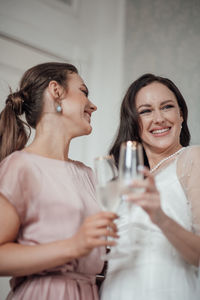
[152,128,169,134]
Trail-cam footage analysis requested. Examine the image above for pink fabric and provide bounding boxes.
[0,151,104,300]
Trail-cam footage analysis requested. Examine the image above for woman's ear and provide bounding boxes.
[180,114,184,124]
[179,108,183,123]
[48,80,63,100]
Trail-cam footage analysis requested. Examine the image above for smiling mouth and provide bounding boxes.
[151,127,171,135]
[84,112,91,123]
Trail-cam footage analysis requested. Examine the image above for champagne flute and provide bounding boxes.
[94,155,119,212]
[117,141,144,252]
[94,155,121,259]
[119,141,144,191]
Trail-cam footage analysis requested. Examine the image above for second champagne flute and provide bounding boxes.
[117,141,144,252]
[119,141,144,191]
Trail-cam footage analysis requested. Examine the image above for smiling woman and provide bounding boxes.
[50,72,97,139]
[135,81,184,166]
[108,73,190,168]
[100,73,200,300]
[0,62,118,300]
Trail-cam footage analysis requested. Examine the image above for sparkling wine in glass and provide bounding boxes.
[94,155,121,259]
[117,141,144,252]
[94,155,119,212]
[119,141,144,194]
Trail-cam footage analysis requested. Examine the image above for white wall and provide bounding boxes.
[123,0,200,144]
[0,0,126,167]
[0,0,126,298]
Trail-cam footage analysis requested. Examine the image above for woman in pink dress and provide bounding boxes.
[0,62,118,300]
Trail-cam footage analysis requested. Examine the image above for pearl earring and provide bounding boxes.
[56,104,62,113]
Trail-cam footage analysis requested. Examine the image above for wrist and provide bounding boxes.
[65,235,87,259]
[58,238,80,263]
[153,209,170,229]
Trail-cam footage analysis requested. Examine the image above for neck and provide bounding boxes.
[144,144,183,170]
[25,118,72,161]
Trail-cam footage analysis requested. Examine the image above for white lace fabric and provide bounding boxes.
[177,145,200,235]
[100,145,200,300]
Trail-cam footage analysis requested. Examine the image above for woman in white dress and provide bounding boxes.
[100,73,200,300]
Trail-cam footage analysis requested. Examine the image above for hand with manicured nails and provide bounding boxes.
[126,167,166,226]
[72,211,119,257]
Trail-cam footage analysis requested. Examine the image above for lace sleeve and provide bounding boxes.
[177,146,200,235]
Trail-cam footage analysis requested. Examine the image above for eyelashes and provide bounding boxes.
[139,109,151,115]
[81,89,88,97]
[138,105,175,115]
[162,104,174,110]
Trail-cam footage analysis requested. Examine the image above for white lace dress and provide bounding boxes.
[100,145,200,300]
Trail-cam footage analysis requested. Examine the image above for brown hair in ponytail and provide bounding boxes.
[0,62,78,162]
[0,90,30,162]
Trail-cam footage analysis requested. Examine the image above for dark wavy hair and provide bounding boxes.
[0,62,78,162]
[109,73,190,167]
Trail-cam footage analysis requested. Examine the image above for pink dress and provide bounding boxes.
[0,151,104,300]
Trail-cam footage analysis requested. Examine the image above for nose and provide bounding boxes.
[153,109,165,123]
[89,100,97,112]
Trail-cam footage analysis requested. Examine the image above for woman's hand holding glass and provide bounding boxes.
[125,167,165,226]
[72,211,118,258]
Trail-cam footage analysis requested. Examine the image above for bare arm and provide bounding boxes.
[156,211,200,266]
[0,194,118,277]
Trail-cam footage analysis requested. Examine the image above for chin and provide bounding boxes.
[85,126,92,135]
[143,139,173,152]
[81,125,92,136]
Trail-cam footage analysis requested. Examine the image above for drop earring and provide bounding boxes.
[55,91,62,112]
[56,104,62,113]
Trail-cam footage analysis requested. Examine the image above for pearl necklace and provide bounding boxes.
[150,147,185,173]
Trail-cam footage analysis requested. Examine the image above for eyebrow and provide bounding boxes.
[137,99,175,109]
